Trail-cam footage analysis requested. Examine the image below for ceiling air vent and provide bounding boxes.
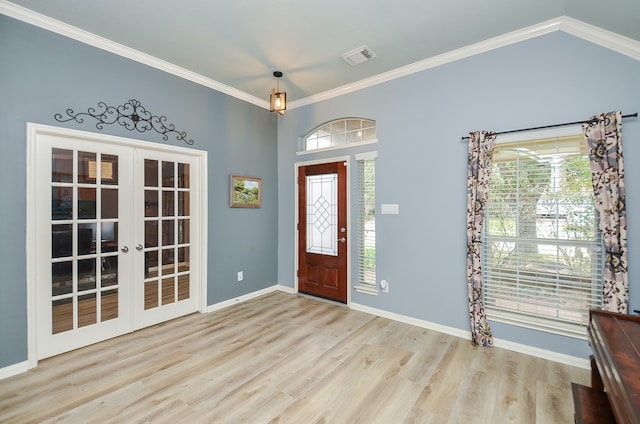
[341,45,376,66]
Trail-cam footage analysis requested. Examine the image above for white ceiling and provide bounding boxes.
[4,0,640,106]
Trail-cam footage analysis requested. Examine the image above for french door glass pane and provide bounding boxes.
[162,277,175,305]
[162,161,174,187]
[50,149,121,334]
[178,163,190,188]
[306,173,338,256]
[178,219,190,244]
[162,191,174,216]
[78,258,96,291]
[146,250,159,278]
[101,256,118,287]
[145,159,158,187]
[78,294,97,328]
[52,187,72,220]
[178,274,189,300]
[101,289,118,321]
[145,281,158,310]
[178,247,190,272]
[178,192,189,216]
[145,221,158,247]
[78,188,96,219]
[143,159,191,310]
[77,223,94,255]
[52,261,72,296]
[162,248,175,273]
[101,222,118,253]
[78,152,96,184]
[52,149,73,183]
[101,154,118,185]
[162,220,175,245]
[102,189,118,219]
[145,190,158,217]
[52,224,72,258]
[52,299,73,334]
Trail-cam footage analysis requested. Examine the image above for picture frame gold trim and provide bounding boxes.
[230,174,262,208]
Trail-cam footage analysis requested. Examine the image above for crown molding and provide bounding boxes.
[0,0,270,109]
[2,1,638,111]
[289,16,640,109]
[559,16,640,62]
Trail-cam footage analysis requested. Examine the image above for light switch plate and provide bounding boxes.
[381,203,399,214]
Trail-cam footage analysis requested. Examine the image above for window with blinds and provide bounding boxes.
[356,152,376,292]
[482,130,603,337]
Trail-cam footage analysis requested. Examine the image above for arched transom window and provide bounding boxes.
[304,118,376,151]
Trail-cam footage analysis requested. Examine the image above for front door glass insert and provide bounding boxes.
[306,173,338,256]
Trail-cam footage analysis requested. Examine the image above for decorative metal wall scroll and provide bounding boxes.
[55,99,194,145]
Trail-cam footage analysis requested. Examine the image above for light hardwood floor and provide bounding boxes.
[0,291,589,423]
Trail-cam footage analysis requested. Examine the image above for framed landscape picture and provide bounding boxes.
[230,174,262,208]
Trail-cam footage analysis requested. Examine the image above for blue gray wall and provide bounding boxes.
[0,15,278,368]
[277,32,640,359]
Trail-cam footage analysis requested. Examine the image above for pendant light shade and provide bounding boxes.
[269,71,286,115]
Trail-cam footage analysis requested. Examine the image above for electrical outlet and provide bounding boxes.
[380,279,389,293]
[237,271,243,281]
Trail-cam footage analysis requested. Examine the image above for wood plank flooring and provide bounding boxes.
[0,291,589,423]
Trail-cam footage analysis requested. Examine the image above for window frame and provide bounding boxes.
[354,151,377,295]
[481,126,603,339]
[298,118,377,155]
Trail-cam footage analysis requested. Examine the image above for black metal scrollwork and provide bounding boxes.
[54,99,194,145]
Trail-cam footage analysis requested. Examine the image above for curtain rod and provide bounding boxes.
[460,112,638,141]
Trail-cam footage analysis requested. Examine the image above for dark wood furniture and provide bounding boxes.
[572,309,640,424]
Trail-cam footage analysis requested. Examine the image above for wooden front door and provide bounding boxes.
[298,162,347,303]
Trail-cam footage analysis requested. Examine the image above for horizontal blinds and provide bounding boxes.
[358,158,376,287]
[483,134,603,330]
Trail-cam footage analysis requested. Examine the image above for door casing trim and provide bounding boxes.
[294,155,351,306]
[25,123,208,369]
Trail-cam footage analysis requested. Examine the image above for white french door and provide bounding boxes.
[29,125,204,361]
[133,149,199,330]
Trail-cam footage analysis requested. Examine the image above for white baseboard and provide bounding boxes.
[275,284,295,294]
[350,302,472,339]
[204,284,294,313]
[350,302,589,370]
[0,360,29,380]
[493,338,590,369]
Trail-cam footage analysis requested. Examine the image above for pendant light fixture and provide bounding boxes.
[269,71,286,115]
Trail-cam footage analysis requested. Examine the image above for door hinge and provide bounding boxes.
[296,270,299,277]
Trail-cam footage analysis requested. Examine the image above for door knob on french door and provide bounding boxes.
[338,237,346,243]
[136,244,144,251]
[121,246,129,253]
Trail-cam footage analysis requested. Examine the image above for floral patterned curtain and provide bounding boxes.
[466,131,496,346]
[583,111,628,313]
